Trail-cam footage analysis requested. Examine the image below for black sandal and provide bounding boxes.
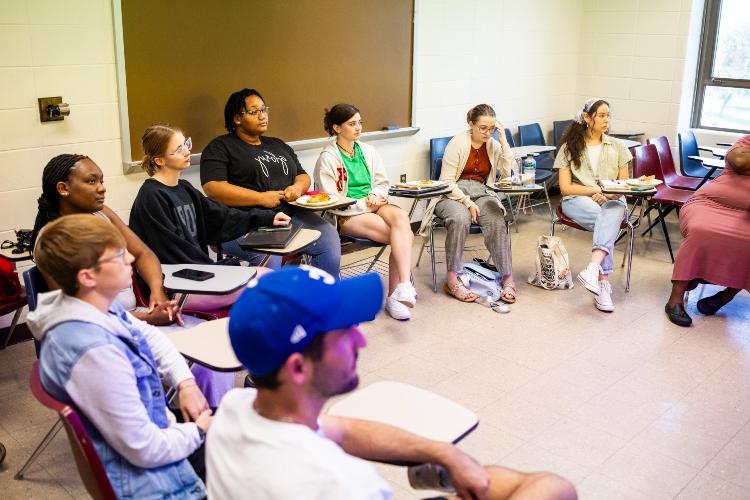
[696,291,733,316]
[665,303,692,327]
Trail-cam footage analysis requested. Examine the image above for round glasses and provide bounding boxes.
[166,137,192,157]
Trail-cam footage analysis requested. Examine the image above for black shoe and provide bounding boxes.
[665,303,692,327]
[697,292,732,316]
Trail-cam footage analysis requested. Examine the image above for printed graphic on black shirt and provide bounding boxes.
[255,150,290,178]
[174,203,198,239]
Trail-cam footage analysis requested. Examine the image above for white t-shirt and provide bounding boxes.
[586,143,603,177]
[206,388,393,500]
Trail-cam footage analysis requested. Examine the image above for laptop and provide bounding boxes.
[239,224,302,249]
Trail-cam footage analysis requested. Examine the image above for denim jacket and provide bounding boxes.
[28,291,205,499]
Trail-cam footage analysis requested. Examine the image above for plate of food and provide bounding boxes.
[403,179,446,188]
[626,175,663,187]
[295,193,340,207]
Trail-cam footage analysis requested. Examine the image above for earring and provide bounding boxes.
[61,192,69,197]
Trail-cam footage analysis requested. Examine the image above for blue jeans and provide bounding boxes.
[561,195,626,274]
[222,209,341,277]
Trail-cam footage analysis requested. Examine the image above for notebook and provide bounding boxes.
[239,224,302,249]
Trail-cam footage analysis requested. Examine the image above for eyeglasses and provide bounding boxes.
[94,248,128,267]
[240,106,270,117]
[477,125,497,134]
[166,137,192,157]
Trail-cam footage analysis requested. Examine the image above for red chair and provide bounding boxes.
[1,256,27,349]
[551,204,636,292]
[28,360,116,500]
[632,144,693,263]
[131,274,228,320]
[647,136,701,191]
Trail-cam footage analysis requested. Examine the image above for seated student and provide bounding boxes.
[130,123,290,311]
[553,98,631,313]
[418,104,517,304]
[664,134,750,326]
[314,104,416,320]
[31,154,180,326]
[206,266,577,500]
[28,214,211,499]
[200,88,341,276]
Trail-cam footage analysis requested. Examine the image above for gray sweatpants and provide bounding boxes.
[434,180,512,274]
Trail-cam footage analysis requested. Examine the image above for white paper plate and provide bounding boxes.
[295,193,341,207]
[403,180,446,187]
[626,178,663,187]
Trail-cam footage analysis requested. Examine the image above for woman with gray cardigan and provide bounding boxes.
[420,104,517,304]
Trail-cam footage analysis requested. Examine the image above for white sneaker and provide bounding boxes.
[386,296,411,320]
[577,262,602,295]
[595,280,615,312]
[391,282,416,308]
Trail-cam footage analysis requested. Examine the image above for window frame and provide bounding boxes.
[691,0,750,133]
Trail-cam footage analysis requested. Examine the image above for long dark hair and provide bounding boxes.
[559,99,609,168]
[31,154,88,250]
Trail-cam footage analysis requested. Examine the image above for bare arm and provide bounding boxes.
[283,173,312,202]
[202,180,284,208]
[102,206,167,305]
[321,416,489,499]
[727,146,750,174]
[558,168,601,197]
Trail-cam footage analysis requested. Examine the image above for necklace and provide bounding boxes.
[337,142,355,157]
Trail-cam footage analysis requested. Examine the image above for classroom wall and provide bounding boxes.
[0,0,739,328]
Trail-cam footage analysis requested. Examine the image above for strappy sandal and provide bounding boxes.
[444,281,477,303]
[499,284,517,304]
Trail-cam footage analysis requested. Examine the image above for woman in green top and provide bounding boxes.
[314,104,416,321]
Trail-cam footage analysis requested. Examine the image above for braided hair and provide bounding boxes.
[31,154,89,250]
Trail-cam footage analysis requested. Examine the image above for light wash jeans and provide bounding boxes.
[561,195,626,274]
[221,209,342,277]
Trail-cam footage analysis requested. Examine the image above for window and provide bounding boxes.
[692,0,750,133]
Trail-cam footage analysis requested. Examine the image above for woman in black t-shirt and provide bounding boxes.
[200,88,341,276]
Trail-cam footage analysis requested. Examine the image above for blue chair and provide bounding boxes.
[553,120,573,147]
[518,123,554,171]
[678,130,719,179]
[504,128,515,147]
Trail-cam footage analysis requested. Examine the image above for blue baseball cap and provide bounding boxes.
[229,266,384,377]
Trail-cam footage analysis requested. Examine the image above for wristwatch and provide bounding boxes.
[197,426,206,443]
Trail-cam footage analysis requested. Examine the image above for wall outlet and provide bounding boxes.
[400,174,406,183]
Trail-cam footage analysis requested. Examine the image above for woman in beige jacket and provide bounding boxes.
[420,104,516,303]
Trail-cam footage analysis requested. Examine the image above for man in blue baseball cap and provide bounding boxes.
[206,266,576,500]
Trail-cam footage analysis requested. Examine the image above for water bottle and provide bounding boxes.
[522,154,536,187]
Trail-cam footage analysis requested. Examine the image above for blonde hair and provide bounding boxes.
[35,214,125,295]
[141,124,183,176]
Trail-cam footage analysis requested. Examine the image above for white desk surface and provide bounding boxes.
[165,318,242,372]
[0,247,32,263]
[697,146,728,158]
[688,156,725,169]
[162,264,257,295]
[327,381,478,444]
[510,145,556,158]
[620,138,641,149]
[248,227,321,256]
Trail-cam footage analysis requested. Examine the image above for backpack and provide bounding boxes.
[527,235,575,290]
[457,261,510,313]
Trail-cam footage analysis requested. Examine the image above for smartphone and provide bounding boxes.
[258,225,291,232]
[172,268,215,281]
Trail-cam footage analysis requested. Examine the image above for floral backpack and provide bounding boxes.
[527,235,575,290]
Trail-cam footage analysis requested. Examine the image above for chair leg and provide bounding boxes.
[625,223,635,292]
[641,205,673,236]
[365,246,387,273]
[658,212,675,263]
[14,418,64,479]
[415,237,427,268]
[429,225,437,293]
[543,183,554,229]
[2,307,24,349]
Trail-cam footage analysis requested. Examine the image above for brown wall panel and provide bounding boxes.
[121,0,414,158]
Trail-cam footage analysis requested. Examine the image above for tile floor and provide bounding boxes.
[0,204,748,499]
